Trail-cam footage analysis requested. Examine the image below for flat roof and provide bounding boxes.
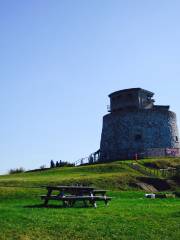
[109,88,154,98]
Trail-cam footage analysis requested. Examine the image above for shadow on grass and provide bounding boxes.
[171,211,180,218]
[24,204,93,209]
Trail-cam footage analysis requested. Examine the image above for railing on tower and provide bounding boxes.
[74,149,100,166]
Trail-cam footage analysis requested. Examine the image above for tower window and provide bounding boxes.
[175,136,179,142]
[135,134,142,141]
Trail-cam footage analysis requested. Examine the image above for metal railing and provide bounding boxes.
[74,150,100,166]
[129,161,178,178]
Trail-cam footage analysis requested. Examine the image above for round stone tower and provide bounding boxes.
[100,88,180,161]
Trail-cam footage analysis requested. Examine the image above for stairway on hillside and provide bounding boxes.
[135,182,158,192]
[128,163,156,177]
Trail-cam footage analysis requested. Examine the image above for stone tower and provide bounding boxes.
[100,88,180,161]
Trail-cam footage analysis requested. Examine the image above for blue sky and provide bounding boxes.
[0,0,180,173]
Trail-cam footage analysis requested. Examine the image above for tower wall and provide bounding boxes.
[100,109,180,161]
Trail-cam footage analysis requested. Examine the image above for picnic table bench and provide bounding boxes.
[40,186,111,208]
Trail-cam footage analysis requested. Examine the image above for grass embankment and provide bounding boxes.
[1,158,179,190]
[0,159,180,240]
[0,162,142,190]
[141,157,180,169]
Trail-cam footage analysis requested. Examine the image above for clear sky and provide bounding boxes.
[0,0,180,174]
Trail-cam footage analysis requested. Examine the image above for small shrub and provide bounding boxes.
[56,161,60,167]
[58,161,75,167]
[40,165,46,170]
[9,167,25,174]
[50,160,55,168]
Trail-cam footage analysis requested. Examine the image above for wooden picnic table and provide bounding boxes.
[41,185,111,208]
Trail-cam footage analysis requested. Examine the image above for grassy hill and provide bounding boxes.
[0,158,179,190]
[0,159,180,240]
[0,161,141,190]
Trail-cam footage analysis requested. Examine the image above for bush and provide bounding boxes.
[40,165,46,170]
[56,161,60,167]
[9,167,25,174]
[50,160,55,168]
[58,161,75,167]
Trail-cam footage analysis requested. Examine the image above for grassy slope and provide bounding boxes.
[0,160,180,240]
[0,162,142,190]
[140,157,180,169]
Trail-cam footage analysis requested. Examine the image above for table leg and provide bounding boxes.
[104,196,108,206]
[44,189,52,206]
[93,201,97,208]
[62,200,70,207]
[89,199,97,208]
[62,200,66,207]
[105,199,109,206]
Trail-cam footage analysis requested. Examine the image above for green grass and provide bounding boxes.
[0,162,142,190]
[140,157,180,169]
[0,160,180,240]
[0,188,180,240]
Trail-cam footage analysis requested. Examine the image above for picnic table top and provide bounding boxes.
[44,185,95,191]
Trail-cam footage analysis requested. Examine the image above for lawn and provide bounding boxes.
[0,160,180,240]
[0,187,180,240]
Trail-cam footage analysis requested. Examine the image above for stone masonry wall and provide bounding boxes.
[100,109,180,161]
